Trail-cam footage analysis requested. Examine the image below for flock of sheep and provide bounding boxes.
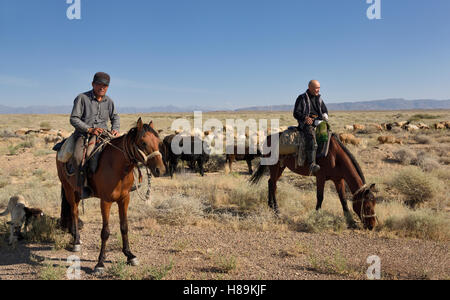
[339,120,450,146]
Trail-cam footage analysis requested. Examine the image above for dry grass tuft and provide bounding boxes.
[413,134,434,145]
[26,216,71,250]
[299,210,347,233]
[381,209,449,242]
[387,166,442,208]
[393,149,417,165]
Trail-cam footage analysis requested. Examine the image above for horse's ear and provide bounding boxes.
[137,118,143,131]
[363,189,370,197]
[149,121,154,129]
[158,129,164,134]
[369,183,376,192]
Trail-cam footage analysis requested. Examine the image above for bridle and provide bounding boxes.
[98,131,162,166]
[123,132,162,165]
[351,184,378,224]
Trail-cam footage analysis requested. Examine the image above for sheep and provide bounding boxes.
[338,133,362,146]
[377,135,403,145]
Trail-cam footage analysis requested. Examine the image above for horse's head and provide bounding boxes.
[133,118,166,177]
[352,183,377,230]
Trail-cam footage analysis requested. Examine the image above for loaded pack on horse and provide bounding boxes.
[54,118,165,273]
[250,125,378,230]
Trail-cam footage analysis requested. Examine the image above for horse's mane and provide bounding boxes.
[332,133,366,184]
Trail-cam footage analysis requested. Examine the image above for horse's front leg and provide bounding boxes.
[95,200,112,273]
[316,175,325,210]
[68,192,81,252]
[118,195,138,266]
[333,179,357,228]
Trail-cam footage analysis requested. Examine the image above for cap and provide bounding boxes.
[93,72,110,86]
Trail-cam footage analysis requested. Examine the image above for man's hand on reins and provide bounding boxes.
[111,130,120,137]
[304,117,314,125]
[88,128,104,136]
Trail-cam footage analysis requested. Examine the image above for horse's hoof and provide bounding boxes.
[94,266,105,275]
[128,258,139,266]
[72,244,81,252]
[347,222,358,229]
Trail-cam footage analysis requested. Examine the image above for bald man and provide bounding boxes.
[293,80,329,175]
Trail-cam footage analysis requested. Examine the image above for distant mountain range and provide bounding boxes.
[235,99,450,111]
[1,98,449,114]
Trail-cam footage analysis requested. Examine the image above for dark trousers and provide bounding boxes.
[73,134,87,188]
[299,124,317,150]
[298,124,318,165]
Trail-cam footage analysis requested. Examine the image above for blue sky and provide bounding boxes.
[0,0,449,109]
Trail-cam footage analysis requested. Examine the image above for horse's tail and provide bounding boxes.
[60,186,72,231]
[332,133,366,184]
[249,162,268,185]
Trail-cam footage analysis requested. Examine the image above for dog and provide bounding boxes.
[0,195,44,245]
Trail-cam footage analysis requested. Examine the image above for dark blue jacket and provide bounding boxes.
[293,91,328,126]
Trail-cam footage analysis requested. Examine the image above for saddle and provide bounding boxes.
[279,123,332,167]
[53,132,115,177]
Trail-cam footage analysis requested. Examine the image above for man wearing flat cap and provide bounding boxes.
[70,72,120,198]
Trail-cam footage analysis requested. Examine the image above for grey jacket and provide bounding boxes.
[70,90,120,135]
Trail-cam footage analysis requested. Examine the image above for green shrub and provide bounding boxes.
[408,114,440,122]
[388,167,441,208]
[301,210,346,233]
[215,255,238,274]
[393,149,417,166]
[39,263,66,280]
[382,209,449,241]
[414,135,434,145]
[137,259,174,280]
[26,216,71,250]
[40,122,52,130]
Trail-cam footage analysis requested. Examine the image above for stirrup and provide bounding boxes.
[81,186,93,199]
[309,164,321,176]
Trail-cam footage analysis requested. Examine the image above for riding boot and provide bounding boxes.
[306,147,320,175]
[76,165,92,199]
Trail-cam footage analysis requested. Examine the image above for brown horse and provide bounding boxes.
[250,133,377,230]
[56,118,165,273]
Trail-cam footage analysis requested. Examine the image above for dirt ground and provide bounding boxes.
[1,221,448,280]
[0,150,448,280]
[0,112,449,280]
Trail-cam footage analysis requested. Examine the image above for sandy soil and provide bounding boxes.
[0,130,449,280]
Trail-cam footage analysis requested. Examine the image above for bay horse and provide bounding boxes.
[250,133,377,230]
[56,118,165,273]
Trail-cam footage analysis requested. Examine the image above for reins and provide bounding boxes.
[97,131,162,166]
[96,130,161,203]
